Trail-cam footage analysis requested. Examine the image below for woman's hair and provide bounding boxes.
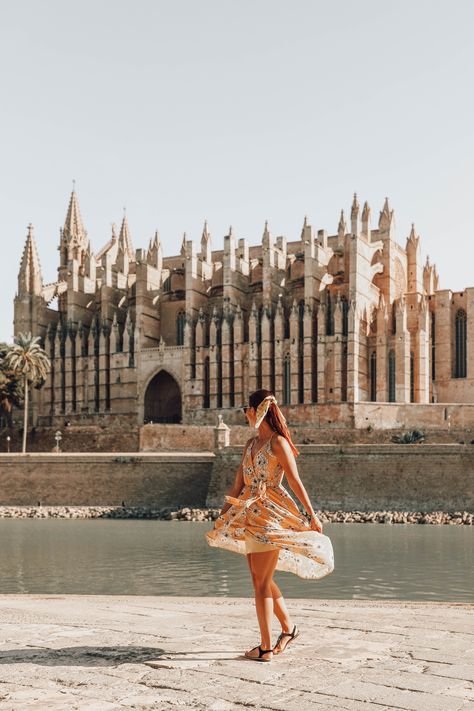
[248,389,299,457]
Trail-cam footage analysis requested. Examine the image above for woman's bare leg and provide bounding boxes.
[270,580,294,633]
[246,556,293,633]
[244,549,280,660]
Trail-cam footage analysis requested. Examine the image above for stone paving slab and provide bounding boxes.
[0,595,472,710]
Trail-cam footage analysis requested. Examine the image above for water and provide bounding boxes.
[0,519,472,601]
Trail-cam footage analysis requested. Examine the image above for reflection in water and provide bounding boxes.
[0,520,472,601]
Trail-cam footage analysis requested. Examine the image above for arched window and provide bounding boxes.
[410,351,415,402]
[388,349,396,402]
[370,350,377,402]
[283,354,291,405]
[454,308,467,378]
[203,357,210,408]
[176,311,186,346]
[163,275,171,292]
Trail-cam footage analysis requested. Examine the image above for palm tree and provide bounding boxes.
[4,333,50,453]
[0,343,23,427]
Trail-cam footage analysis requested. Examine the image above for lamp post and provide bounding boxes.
[54,430,62,453]
[6,436,10,453]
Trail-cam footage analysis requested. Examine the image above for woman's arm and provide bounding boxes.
[272,434,323,532]
[218,440,249,516]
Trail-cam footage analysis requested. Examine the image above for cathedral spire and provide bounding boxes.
[201,220,212,263]
[147,230,162,270]
[18,223,43,296]
[262,220,273,248]
[351,193,360,236]
[351,193,359,219]
[63,188,87,244]
[118,214,135,261]
[338,209,346,239]
[378,196,394,231]
[361,201,371,238]
[407,222,418,243]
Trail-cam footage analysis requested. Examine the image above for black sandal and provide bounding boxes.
[273,624,300,655]
[244,645,273,662]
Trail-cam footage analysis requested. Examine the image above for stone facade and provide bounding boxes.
[13,190,474,427]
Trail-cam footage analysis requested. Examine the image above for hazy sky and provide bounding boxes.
[2,0,474,342]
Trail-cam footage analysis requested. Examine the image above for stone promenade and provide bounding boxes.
[0,595,472,710]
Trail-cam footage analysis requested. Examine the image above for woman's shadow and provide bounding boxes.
[0,646,242,666]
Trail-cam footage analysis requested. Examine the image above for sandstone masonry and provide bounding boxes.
[13,190,474,428]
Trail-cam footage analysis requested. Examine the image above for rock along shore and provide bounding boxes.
[0,505,472,524]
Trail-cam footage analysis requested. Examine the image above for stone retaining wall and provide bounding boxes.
[206,444,474,512]
[0,444,473,512]
[0,453,213,508]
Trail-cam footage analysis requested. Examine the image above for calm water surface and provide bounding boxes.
[0,520,472,601]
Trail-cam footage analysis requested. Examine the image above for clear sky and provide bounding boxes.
[1,0,474,342]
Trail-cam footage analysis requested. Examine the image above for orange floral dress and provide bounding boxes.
[205,433,335,580]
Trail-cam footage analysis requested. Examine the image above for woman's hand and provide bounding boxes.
[309,513,323,533]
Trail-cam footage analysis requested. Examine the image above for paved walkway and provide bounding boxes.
[0,595,472,710]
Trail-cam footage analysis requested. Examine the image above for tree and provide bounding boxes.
[4,333,50,453]
[0,343,23,427]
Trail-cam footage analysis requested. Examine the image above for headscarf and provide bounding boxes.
[254,394,286,429]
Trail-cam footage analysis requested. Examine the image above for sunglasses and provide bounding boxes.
[241,406,252,414]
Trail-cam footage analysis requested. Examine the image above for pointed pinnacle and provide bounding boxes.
[351,193,360,216]
[63,188,86,241]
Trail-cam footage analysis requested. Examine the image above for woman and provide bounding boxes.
[206,389,334,663]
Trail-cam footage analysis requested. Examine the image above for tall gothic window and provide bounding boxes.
[370,350,377,402]
[341,345,347,401]
[256,307,262,345]
[298,300,304,403]
[326,292,334,336]
[454,308,467,378]
[176,311,186,346]
[342,297,349,336]
[216,323,222,408]
[203,356,210,408]
[388,349,396,402]
[431,311,436,380]
[298,300,305,341]
[283,354,291,405]
[410,351,415,402]
[256,307,262,389]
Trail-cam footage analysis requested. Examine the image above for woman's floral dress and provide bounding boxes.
[205,434,334,580]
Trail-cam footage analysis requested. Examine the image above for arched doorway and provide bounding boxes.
[144,370,182,423]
